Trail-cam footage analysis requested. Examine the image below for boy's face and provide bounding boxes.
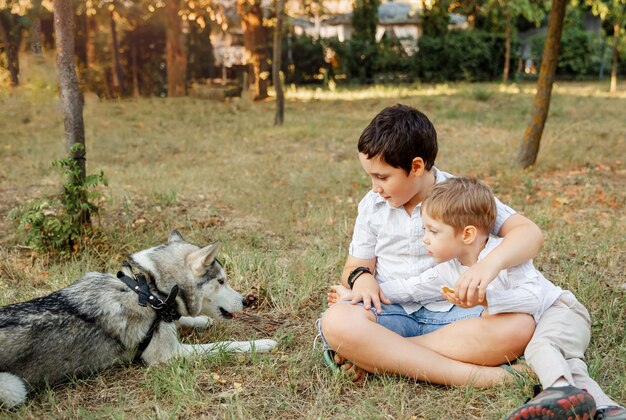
[359,153,419,208]
[421,210,464,264]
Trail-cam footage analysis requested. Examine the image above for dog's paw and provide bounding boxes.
[251,339,278,353]
[178,316,213,329]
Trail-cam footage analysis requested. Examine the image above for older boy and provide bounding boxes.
[332,177,624,420]
[320,104,542,387]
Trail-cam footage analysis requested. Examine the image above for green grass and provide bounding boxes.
[0,57,624,418]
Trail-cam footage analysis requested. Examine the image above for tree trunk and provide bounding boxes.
[132,39,140,98]
[503,13,511,83]
[31,0,43,55]
[109,9,125,97]
[0,14,20,86]
[273,0,285,125]
[516,0,567,169]
[0,19,11,79]
[610,22,619,94]
[86,13,96,68]
[166,0,187,97]
[238,0,269,100]
[53,0,87,183]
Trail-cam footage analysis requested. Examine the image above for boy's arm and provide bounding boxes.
[485,284,542,317]
[379,265,455,305]
[342,255,390,313]
[445,263,543,318]
[454,213,544,305]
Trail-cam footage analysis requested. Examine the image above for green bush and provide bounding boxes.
[328,34,416,84]
[412,35,446,82]
[283,34,328,84]
[373,35,414,82]
[329,36,381,83]
[331,0,380,83]
[530,27,596,78]
[10,145,107,253]
[415,30,514,82]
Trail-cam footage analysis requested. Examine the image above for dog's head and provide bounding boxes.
[128,230,244,318]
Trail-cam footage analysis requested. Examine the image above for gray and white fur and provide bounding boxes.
[0,230,277,409]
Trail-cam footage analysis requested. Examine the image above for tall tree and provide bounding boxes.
[238,0,270,100]
[31,0,43,56]
[0,9,24,86]
[53,0,88,221]
[108,4,126,96]
[351,0,379,83]
[273,0,285,125]
[516,0,567,168]
[84,6,96,68]
[166,0,187,97]
[588,0,626,93]
[483,0,545,83]
[421,0,452,36]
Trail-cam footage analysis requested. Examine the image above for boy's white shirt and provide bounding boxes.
[379,236,565,323]
[349,167,516,313]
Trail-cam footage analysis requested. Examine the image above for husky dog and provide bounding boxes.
[0,230,277,409]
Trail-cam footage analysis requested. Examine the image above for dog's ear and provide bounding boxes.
[188,241,221,276]
[168,229,185,243]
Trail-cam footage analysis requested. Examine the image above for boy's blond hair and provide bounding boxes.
[421,177,496,234]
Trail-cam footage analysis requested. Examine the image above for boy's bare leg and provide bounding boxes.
[321,303,522,387]
[407,312,535,366]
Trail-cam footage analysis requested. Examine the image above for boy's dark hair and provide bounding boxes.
[421,177,496,235]
[358,104,438,174]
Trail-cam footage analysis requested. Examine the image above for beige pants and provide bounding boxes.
[524,291,616,407]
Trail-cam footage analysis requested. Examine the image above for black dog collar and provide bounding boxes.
[117,262,182,362]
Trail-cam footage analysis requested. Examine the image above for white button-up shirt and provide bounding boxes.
[380,237,564,322]
[348,167,516,313]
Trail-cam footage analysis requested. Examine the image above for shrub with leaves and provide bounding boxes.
[415,30,513,82]
[283,34,328,84]
[531,27,596,78]
[10,148,107,253]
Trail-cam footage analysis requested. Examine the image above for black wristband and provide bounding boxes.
[347,266,372,289]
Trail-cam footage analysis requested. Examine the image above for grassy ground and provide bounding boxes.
[0,58,624,418]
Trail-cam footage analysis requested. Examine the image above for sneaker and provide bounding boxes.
[322,349,341,372]
[505,385,596,420]
[596,406,626,420]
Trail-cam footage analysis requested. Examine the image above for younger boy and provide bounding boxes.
[332,177,624,420]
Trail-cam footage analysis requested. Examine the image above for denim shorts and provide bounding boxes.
[368,302,484,337]
[315,303,484,351]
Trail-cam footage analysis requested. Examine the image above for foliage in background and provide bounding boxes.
[415,30,514,82]
[341,0,380,83]
[531,27,597,78]
[529,8,598,78]
[120,17,168,97]
[9,145,107,253]
[282,34,328,84]
[373,34,413,82]
[421,0,452,36]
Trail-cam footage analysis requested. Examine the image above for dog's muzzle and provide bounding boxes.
[219,307,236,319]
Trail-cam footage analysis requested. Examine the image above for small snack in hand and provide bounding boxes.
[440,285,455,295]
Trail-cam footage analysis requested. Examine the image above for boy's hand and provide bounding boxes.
[454,260,498,305]
[441,288,487,308]
[350,274,391,314]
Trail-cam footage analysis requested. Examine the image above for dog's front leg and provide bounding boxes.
[176,339,278,358]
[178,316,213,329]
